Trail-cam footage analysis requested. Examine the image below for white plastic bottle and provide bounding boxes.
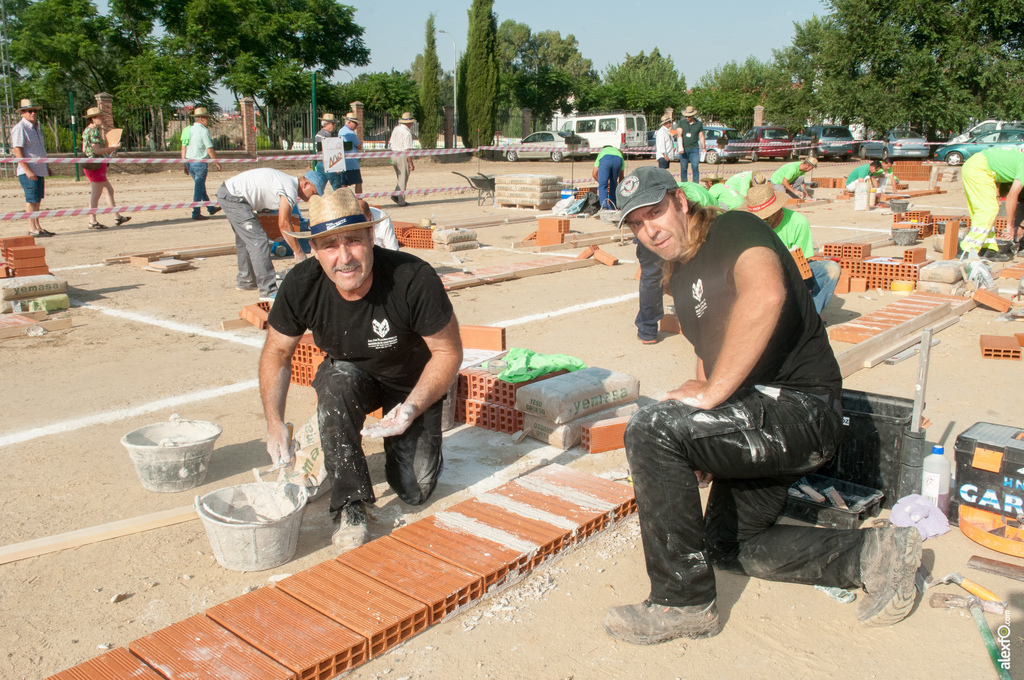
[921,445,951,513]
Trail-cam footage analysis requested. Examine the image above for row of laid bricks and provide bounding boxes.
[49,464,636,680]
[837,258,931,291]
[828,291,970,344]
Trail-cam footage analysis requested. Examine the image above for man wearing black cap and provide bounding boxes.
[602,166,922,645]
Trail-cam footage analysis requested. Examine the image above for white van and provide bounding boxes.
[553,111,647,153]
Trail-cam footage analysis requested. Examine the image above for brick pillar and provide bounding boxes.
[753,105,764,127]
[521,108,531,137]
[241,97,256,156]
[349,101,364,144]
[443,106,454,148]
[665,107,674,123]
[94,92,114,130]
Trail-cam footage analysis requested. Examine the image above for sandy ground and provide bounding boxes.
[1,156,1022,680]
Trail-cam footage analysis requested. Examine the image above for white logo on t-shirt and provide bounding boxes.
[372,318,390,338]
[368,318,398,349]
[692,279,707,318]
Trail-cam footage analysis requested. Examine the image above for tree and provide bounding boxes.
[461,0,498,146]
[601,49,686,122]
[690,57,775,129]
[419,15,441,149]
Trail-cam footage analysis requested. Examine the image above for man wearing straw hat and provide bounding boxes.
[601,165,921,644]
[389,112,417,205]
[314,113,343,191]
[655,113,675,170]
[10,99,53,237]
[676,106,705,184]
[260,186,462,554]
[181,107,223,221]
[745,183,841,314]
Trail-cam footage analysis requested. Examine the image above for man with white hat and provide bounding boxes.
[601,165,921,645]
[745,183,841,313]
[338,114,364,194]
[389,112,417,205]
[259,186,462,554]
[181,107,223,220]
[655,113,675,170]
[10,99,53,237]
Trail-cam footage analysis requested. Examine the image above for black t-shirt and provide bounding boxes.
[268,247,454,393]
[678,119,704,150]
[669,210,841,399]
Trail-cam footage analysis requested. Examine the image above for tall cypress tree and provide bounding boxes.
[462,0,498,147]
[419,15,441,149]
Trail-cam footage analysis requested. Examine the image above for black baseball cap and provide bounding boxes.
[616,166,679,228]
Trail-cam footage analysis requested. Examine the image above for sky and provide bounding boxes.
[344,0,828,86]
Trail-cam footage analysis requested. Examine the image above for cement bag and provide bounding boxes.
[433,228,478,244]
[524,403,639,450]
[918,261,962,284]
[278,413,329,499]
[515,366,640,424]
[1,275,67,301]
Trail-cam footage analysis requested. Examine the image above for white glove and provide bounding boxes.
[360,403,417,438]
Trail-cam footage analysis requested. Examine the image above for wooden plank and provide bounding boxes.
[511,232,628,251]
[0,316,71,339]
[862,316,958,368]
[0,505,197,565]
[967,555,1024,583]
[835,302,951,377]
[220,318,252,331]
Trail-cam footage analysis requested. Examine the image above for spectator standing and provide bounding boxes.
[314,113,342,191]
[181,107,223,221]
[676,106,705,183]
[82,106,130,230]
[592,145,625,209]
[389,112,416,206]
[10,99,53,237]
[338,114,364,194]
[772,157,817,199]
[655,114,674,170]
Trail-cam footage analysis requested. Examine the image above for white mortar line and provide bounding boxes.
[809,226,893,233]
[50,263,106,272]
[0,380,259,448]
[80,303,264,348]
[492,292,638,327]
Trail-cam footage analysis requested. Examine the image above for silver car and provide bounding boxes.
[505,130,585,163]
[860,130,931,160]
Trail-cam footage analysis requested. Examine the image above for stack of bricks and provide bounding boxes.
[394,223,434,249]
[893,210,936,238]
[536,217,570,247]
[290,333,327,387]
[1,236,49,277]
[891,161,933,182]
[238,301,270,330]
[575,187,596,200]
[822,242,871,260]
[828,291,965,344]
[455,368,567,435]
[839,256,932,291]
[814,176,844,189]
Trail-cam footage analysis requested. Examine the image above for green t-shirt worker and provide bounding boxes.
[724,170,768,197]
[772,157,817,199]
[960,146,1024,259]
[703,175,745,210]
[845,160,897,192]
[592,146,625,209]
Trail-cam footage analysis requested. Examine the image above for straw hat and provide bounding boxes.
[659,113,673,126]
[399,112,416,125]
[751,171,768,185]
[703,173,723,184]
[802,156,819,167]
[191,107,210,118]
[320,113,337,124]
[344,114,359,124]
[85,106,102,119]
[745,183,787,221]
[17,98,42,112]
[681,106,697,117]
[286,185,386,240]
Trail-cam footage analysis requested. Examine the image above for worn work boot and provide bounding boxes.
[602,600,720,645]
[857,526,922,626]
[331,501,369,555]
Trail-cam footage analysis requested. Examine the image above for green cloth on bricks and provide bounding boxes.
[497,347,587,383]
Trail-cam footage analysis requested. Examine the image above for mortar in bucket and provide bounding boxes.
[121,414,222,493]
[196,481,308,571]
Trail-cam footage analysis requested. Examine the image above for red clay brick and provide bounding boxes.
[850,277,868,293]
[980,335,1022,360]
[129,614,292,680]
[1015,333,1024,347]
[903,247,926,264]
[535,230,564,246]
[459,324,506,350]
[576,245,595,260]
[789,249,813,280]
[45,647,163,680]
[10,256,47,269]
[445,498,571,567]
[526,464,637,520]
[538,217,570,234]
[659,313,682,334]
[7,245,45,259]
[973,288,1012,313]
[835,273,850,295]
[592,246,618,266]
[239,303,270,329]
[829,326,879,344]
[207,587,368,680]
[12,265,49,276]
[581,415,631,453]
[998,265,1024,279]
[485,481,612,542]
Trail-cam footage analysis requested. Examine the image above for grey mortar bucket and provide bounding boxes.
[196,482,308,571]
[121,414,222,493]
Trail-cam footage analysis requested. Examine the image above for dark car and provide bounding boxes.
[793,125,858,160]
[726,126,793,161]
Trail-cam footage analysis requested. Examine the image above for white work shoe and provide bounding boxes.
[331,501,369,555]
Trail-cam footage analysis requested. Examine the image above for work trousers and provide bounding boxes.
[634,240,665,341]
[960,154,1001,253]
[775,175,806,198]
[216,184,277,297]
[312,359,444,513]
[809,259,841,314]
[597,156,624,209]
[392,159,411,205]
[624,387,865,607]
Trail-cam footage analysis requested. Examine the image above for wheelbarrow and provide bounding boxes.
[453,171,496,206]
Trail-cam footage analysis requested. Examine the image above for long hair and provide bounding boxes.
[660,194,723,290]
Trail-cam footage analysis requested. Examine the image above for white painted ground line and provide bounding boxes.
[80,303,264,348]
[0,380,259,448]
[492,292,638,328]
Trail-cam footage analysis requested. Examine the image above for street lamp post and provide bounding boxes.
[437,29,458,148]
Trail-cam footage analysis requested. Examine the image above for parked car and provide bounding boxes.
[859,130,931,160]
[934,129,1024,166]
[948,119,1024,145]
[505,130,586,162]
[702,126,742,163]
[726,126,793,162]
[792,125,857,160]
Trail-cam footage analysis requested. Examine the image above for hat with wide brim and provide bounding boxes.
[344,114,359,124]
[399,112,416,125]
[320,113,337,123]
[802,156,819,167]
[285,185,386,240]
[85,106,102,119]
[681,106,698,117]
[191,107,211,118]
[703,173,723,184]
[659,113,673,126]
[616,166,680,228]
[17,99,42,112]
[744,183,788,220]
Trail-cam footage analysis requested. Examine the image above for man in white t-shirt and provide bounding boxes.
[216,169,326,300]
[655,113,675,170]
[389,112,416,206]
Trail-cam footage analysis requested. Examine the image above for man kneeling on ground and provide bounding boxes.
[258,186,462,554]
[602,166,921,645]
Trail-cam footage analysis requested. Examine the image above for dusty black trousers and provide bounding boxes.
[312,359,444,513]
[624,387,866,607]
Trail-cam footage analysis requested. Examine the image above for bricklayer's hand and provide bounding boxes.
[361,402,417,438]
[266,421,293,466]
